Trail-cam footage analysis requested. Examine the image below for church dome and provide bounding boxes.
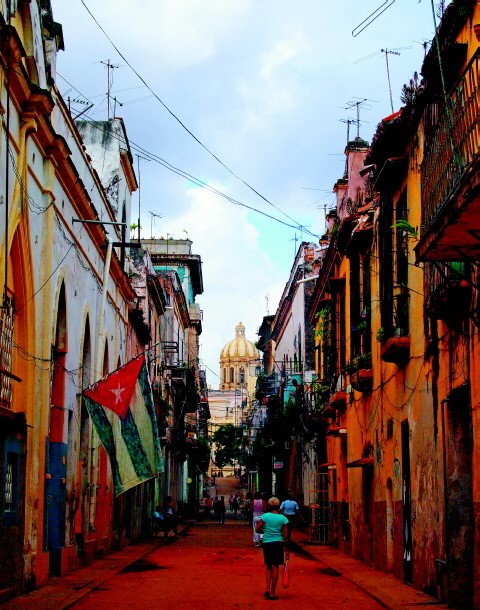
[220,322,259,360]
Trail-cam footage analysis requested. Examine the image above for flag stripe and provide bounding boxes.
[120,409,154,479]
[138,363,163,472]
[83,396,124,495]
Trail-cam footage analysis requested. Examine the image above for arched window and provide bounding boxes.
[239,367,245,384]
[230,367,234,383]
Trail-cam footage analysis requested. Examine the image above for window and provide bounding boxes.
[3,443,20,526]
[0,294,14,408]
[5,462,13,508]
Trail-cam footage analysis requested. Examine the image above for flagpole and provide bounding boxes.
[89,238,114,532]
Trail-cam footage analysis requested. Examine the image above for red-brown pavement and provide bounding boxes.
[2,508,449,610]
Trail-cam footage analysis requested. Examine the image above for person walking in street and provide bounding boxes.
[252,491,267,547]
[255,497,289,600]
[229,495,234,511]
[217,495,226,525]
[280,492,301,545]
[232,494,240,519]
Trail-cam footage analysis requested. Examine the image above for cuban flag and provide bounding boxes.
[83,354,163,496]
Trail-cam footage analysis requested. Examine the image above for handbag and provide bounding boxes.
[282,559,290,589]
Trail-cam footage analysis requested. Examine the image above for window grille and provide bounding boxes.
[5,462,13,509]
[0,294,14,407]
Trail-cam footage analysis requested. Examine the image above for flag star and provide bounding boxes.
[109,383,126,404]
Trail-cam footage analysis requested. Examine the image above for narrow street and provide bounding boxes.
[69,513,384,609]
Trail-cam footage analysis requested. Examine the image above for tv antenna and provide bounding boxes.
[66,96,94,121]
[341,99,375,136]
[149,211,163,238]
[352,0,395,37]
[100,59,120,119]
[413,39,431,59]
[338,117,365,142]
[354,48,410,114]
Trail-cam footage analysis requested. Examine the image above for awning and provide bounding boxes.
[347,457,374,468]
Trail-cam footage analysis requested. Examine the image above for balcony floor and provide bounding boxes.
[416,165,480,261]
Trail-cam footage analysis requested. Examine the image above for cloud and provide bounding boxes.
[238,29,309,126]
[82,0,253,72]
[158,183,283,387]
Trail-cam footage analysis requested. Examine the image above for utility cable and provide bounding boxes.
[80,1,317,238]
[53,101,319,238]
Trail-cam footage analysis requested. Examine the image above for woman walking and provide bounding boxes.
[255,497,289,600]
[217,495,226,525]
[252,492,266,547]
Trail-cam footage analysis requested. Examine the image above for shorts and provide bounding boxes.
[262,541,284,567]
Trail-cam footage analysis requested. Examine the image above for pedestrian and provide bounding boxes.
[152,505,164,536]
[229,495,234,511]
[280,492,301,545]
[252,492,267,547]
[232,494,240,519]
[217,495,226,525]
[255,496,289,600]
[162,495,178,538]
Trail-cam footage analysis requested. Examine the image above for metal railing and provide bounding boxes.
[421,49,480,229]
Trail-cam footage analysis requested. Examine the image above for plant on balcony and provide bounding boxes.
[315,304,331,343]
[352,319,368,333]
[345,352,372,373]
[391,219,418,240]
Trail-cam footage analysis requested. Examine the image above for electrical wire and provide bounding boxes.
[54,100,319,238]
[79,1,317,238]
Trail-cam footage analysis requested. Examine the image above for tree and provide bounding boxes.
[212,424,247,469]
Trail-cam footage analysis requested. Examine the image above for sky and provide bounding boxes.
[53,0,442,388]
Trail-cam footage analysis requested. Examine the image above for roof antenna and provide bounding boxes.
[352,0,395,37]
[354,49,409,114]
[341,99,375,138]
[100,59,119,119]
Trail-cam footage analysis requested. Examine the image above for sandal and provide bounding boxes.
[264,592,271,599]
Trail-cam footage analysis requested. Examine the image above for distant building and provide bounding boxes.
[219,322,261,391]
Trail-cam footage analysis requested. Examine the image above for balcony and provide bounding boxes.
[425,262,471,322]
[350,369,373,394]
[381,336,410,367]
[416,49,480,261]
[329,391,348,412]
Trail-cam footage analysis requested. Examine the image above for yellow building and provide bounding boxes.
[219,322,261,394]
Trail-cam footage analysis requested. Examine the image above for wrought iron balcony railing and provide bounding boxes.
[421,49,480,230]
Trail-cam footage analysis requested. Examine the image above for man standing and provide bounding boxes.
[280,493,300,545]
[232,494,240,519]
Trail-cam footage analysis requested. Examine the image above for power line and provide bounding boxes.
[79,1,316,238]
[55,104,319,238]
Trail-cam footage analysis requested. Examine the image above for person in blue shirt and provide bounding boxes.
[280,493,301,545]
[255,497,289,600]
